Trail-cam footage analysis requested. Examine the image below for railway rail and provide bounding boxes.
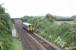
[14,19,62,50]
[30,33,62,50]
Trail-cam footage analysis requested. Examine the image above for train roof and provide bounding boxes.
[23,22,32,26]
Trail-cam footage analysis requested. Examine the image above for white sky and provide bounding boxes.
[0,0,76,18]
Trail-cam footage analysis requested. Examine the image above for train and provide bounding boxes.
[22,22,34,33]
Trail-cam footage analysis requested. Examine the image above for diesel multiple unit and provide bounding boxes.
[23,22,33,32]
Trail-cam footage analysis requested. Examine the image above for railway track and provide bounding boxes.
[30,33,62,50]
[22,30,46,50]
[14,19,62,50]
[14,20,46,50]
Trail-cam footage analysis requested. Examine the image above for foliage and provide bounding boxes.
[10,38,23,50]
[46,13,55,22]
[55,16,73,21]
[0,5,5,14]
[72,15,76,20]
[0,5,12,50]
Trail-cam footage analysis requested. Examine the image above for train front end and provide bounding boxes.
[23,22,34,33]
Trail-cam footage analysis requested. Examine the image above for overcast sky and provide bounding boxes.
[0,0,76,18]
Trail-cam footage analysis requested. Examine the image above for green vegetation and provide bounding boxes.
[0,5,12,50]
[72,15,76,20]
[10,38,23,50]
[55,16,74,21]
[21,14,76,50]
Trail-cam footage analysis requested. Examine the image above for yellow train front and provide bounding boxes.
[22,22,34,33]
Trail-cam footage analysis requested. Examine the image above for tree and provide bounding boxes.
[72,15,76,20]
[0,5,5,14]
[0,5,12,50]
[46,13,55,23]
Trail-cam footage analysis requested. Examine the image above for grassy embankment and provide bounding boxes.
[10,38,23,50]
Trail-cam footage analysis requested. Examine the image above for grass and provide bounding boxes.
[10,38,23,50]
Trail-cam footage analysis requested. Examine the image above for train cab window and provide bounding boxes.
[29,25,32,28]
